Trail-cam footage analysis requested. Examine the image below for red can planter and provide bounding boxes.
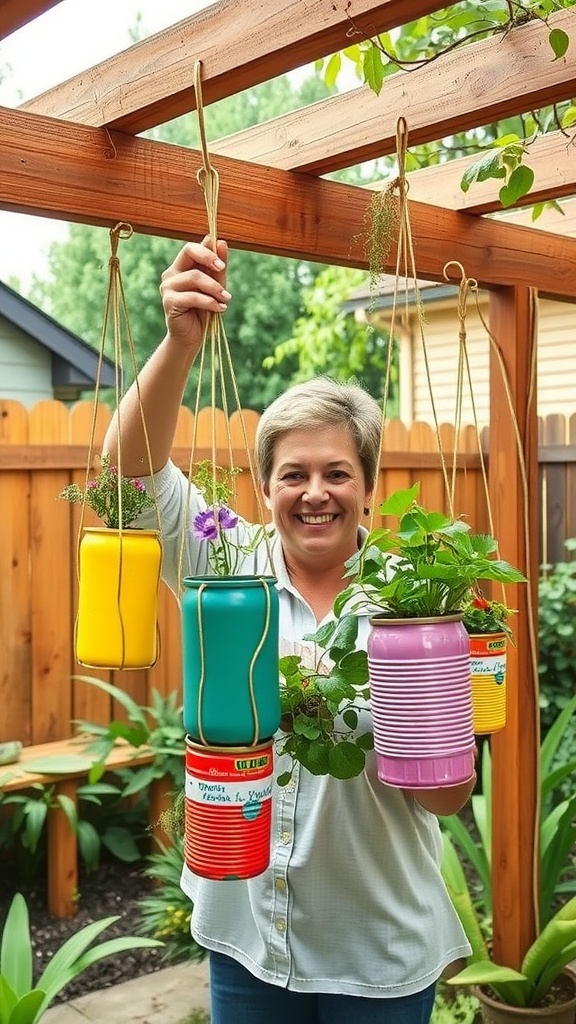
[184,738,273,880]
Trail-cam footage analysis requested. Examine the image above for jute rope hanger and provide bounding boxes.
[374,118,539,927]
[78,222,162,667]
[177,61,277,747]
[176,62,275,586]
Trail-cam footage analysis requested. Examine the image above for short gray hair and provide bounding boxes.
[255,377,382,489]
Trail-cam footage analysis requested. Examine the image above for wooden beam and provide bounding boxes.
[0,1,61,40]
[489,286,540,969]
[20,0,448,133]
[2,107,576,299]
[400,131,576,214]
[210,9,576,173]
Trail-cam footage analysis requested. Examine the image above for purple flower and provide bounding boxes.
[193,506,238,542]
[87,480,98,490]
[131,479,146,492]
[218,506,238,531]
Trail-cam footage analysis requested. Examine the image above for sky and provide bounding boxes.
[0,0,216,288]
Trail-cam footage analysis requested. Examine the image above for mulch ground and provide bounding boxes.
[0,855,165,1002]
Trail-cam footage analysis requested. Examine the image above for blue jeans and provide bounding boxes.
[209,950,436,1024]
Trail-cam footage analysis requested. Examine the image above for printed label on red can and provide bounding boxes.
[185,772,272,806]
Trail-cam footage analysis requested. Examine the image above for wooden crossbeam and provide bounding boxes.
[210,9,576,174]
[0,1,61,40]
[2,106,576,299]
[20,0,448,133]
[400,131,576,214]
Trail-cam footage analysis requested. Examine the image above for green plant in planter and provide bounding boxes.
[462,591,517,642]
[441,695,576,928]
[277,614,373,786]
[57,453,154,528]
[0,892,162,1023]
[440,696,576,1012]
[335,483,526,619]
[445,884,576,1009]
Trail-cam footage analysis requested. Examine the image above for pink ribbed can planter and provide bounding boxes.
[367,615,475,788]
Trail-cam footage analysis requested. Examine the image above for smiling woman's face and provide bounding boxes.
[263,424,372,573]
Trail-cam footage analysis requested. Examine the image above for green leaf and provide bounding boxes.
[324,52,341,89]
[101,826,141,863]
[276,771,293,788]
[24,800,47,855]
[499,165,535,208]
[0,894,33,997]
[561,105,576,128]
[327,742,365,780]
[379,483,420,517]
[5,989,46,1024]
[361,45,386,95]
[460,150,506,193]
[77,819,101,873]
[549,27,569,59]
[342,708,358,730]
[296,740,330,776]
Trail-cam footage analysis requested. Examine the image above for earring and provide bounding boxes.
[363,507,370,516]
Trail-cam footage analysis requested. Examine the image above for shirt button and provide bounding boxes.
[276,919,286,932]
[280,831,291,844]
[275,877,286,892]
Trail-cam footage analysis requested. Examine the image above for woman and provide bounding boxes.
[104,238,475,1024]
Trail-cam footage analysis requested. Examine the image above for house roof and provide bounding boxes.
[342,275,458,314]
[0,279,115,391]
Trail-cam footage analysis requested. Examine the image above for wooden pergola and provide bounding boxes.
[2,0,575,968]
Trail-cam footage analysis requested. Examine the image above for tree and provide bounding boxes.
[264,265,398,412]
[30,75,333,411]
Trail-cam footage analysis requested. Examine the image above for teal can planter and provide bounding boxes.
[181,575,280,746]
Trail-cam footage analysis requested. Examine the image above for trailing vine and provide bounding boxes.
[316,0,575,211]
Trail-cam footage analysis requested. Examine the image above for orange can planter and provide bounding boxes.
[75,527,162,670]
[469,632,508,735]
[184,738,273,880]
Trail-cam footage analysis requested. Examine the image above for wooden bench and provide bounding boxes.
[0,737,172,919]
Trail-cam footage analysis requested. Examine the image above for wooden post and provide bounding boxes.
[488,286,540,967]
[47,778,78,919]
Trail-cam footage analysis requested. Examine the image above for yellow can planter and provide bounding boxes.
[469,632,508,735]
[75,527,162,670]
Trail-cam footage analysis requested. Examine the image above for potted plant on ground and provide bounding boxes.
[443,845,576,1023]
[331,482,526,790]
[58,454,162,670]
[440,695,576,1023]
[462,591,517,735]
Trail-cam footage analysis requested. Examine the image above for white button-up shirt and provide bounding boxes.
[141,460,471,998]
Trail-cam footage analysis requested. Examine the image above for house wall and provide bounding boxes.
[0,318,52,406]
[404,295,576,428]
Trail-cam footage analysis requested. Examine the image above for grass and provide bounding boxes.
[179,1012,210,1024]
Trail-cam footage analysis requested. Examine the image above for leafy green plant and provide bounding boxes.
[0,777,139,876]
[441,695,576,928]
[336,483,525,620]
[446,892,576,1007]
[74,677,185,796]
[462,591,516,641]
[277,614,373,786]
[138,835,206,965]
[0,891,162,1023]
[538,538,576,754]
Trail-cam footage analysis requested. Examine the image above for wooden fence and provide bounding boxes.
[1,399,575,747]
